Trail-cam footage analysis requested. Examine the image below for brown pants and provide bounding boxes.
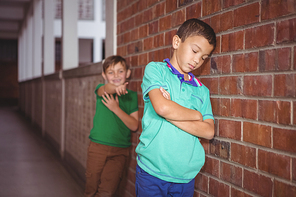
[84,141,129,197]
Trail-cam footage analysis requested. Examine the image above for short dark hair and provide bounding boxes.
[103,55,128,73]
[176,18,216,52]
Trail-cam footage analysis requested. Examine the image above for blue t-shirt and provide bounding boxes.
[136,59,214,183]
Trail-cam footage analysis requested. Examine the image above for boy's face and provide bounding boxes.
[102,62,131,86]
[172,35,214,75]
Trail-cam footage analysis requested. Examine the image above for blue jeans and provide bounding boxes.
[135,165,195,197]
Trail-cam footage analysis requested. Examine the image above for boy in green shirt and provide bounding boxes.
[136,18,216,196]
[84,55,138,197]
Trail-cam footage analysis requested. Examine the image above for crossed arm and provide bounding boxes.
[98,84,139,132]
[149,88,214,139]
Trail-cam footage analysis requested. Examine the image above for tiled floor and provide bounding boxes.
[0,106,84,197]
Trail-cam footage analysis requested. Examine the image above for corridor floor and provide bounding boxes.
[0,106,84,197]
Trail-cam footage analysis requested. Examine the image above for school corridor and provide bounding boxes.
[0,106,84,197]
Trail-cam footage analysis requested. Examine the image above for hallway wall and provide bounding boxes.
[19,62,103,183]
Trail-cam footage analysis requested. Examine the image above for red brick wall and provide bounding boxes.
[117,0,296,196]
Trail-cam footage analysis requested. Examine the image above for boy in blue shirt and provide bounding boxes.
[135,18,216,196]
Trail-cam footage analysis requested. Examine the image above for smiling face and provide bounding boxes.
[102,62,131,86]
[170,34,214,75]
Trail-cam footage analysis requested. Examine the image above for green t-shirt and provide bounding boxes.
[136,59,214,183]
[89,84,138,148]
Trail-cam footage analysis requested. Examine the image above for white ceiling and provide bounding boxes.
[0,0,32,39]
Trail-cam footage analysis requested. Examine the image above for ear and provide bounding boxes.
[102,72,107,81]
[126,69,131,79]
[172,35,181,49]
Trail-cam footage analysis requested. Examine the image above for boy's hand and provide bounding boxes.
[160,87,170,100]
[115,82,128,96]
[102,92,120,112]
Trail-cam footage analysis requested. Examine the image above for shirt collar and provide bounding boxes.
[164,58,202,87]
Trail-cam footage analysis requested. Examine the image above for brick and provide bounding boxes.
[139,24,148,39]
[219,76,243,95]
[219,119,241,140]
[210,11,233,33]
[200,139,211,154]
[245,24,274,49]
[294,101,296,125]
[152,2,165,19]
[233,52,258,73]
[194,173,208,193]
[135,13,143,27]
[220,161,242,186]
[186,2,202,20]
[159,15,172,32]
[128,41,142,54]
[138,53,148,66]
[210,98,220,116]
[243,122,271,147]
[164,29,177,46]
[137,0,147,12]
[258,149,290,180]
[143,8,153,23]
[117,0,128,12]
[274,74,296,97]
[294,46,296,70]
[234,3,259,27]
[274,127,296,153]
[149,20,159,35]
[221,31,244,52]
[274,180,296,197]
[244,170,273,197]
[277,48,292,70]
[130,28,139,42]
[130,55,138,67]
[117,45,127,57]
[231,188,253,197]
[199,77,218,94]
[148,48,170,62]
[262,0,296,20]
[172,9,186,28]
[258,100,275,123]
[243,75,272,96]
[212,35,220,54]
[153,33,164,48]
[128,80,137,92]
[231,143,256,168]
[293,158,296,181]
[223,0,244,8]
[133,67,143,80]
[231,99,257,120]
[179,0,194,7]
[143,37,154,51]
[147,0,159,7]
[259,48,291,71]
[220,11,234,32]
[166,0,177,13]
[210,139,230,159]
[209,178,230,197]
[211,55,231,74]
[202,0,221,16]
[275,101,291,125]
[221,98,231,117]
[202,157,219,177]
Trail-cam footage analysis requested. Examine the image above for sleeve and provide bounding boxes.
[201,88,214,121]
[141,62,168,102]
[129,91,138,114]
[94,84,104,98]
